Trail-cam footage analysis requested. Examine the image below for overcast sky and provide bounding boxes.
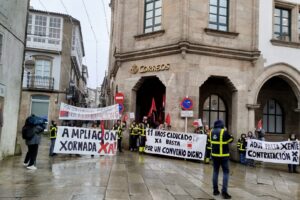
[30,0,111,89]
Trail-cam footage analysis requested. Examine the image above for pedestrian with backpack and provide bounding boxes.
[22,115,47,170]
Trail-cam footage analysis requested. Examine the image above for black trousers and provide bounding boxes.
[130,135,138,150]
[117,138,122,152]
[24,144,39,166]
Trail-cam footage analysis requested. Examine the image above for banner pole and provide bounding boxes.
[185,117,187,133]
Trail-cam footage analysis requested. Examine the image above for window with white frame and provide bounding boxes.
[34,15,47,43]
[35,59,51,77]
[48,17,61,45]
[0,34,3,63]
[27,14,32,41]
[144,0,162,33]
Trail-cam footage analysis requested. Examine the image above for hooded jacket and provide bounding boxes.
[210,120,234,157]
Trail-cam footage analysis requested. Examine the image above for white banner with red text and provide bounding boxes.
[59,102,120,121]
[145,129,207,161]
[53,126,117,155]
[246,139,300,165]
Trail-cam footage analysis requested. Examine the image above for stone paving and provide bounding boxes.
[0,136,299,200]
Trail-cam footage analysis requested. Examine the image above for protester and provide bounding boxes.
[246,131,255,166]
[49,120,57,157]
[113,120,123,152]
[129,121,139,151]
[210,120,234,199]
[256,128,265,141]
[237,133,247,165]
[138,123,146,153]
[142,116,150,128]
[204,125,211,164]
[288,134,298,173]
[22,114,47,170]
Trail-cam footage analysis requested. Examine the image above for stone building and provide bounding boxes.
[0,0,29,159]
[106,0,300,148]
[18,9,87,131]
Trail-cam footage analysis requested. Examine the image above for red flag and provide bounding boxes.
[257,119,262,129]
[165,113,171,125]
[148,98,157,117]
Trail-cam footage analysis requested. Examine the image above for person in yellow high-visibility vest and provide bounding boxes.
[210,120,234,199]
[204,125,211,164]
[49,121,57,157]
[129,121,139,151]
[113,120,123,152]
[138,123,146,153]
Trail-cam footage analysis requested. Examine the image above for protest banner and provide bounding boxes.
[246,139,300,165]
[53,126,117,155]
[59,102,120,121]
[145,129,207,161]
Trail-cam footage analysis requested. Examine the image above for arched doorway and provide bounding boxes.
[135,76,166,126]
[199,76,236,130]
[256,76,299,137]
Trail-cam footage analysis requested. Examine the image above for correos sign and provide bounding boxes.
[130,64,170,74]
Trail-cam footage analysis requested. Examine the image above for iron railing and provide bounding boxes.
[24,75,54,90]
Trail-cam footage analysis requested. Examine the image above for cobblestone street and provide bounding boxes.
[0,136,299,200]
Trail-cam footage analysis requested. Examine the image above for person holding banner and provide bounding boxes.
[288,134,298,173]
[129,121,139,151]
[49,121,57,157]
[113,120,123,152]
[237,133,247,165]
[204,125,211,164]
[210,120,234,199]
[138,123,146,153]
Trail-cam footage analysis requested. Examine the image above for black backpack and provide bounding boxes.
[22,125,35,140]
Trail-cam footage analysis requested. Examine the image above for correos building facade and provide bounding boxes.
[106,0,300,150]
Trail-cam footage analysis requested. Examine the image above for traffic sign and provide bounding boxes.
[115,92,124,104]
[119,104,124,113]
[180,97,193,110]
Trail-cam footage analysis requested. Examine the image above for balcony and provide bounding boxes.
[23,75,54,91]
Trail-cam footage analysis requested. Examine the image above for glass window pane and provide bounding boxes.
[274,25,280,33]
[269,115,275,132]
[219,16,227,24]
[211,95,218,111]
[203,111,209,126]
[146,3,154,11]
[210,6,217,14]
[263,103,268,114]
[203,97,210,110]
[210,112,218,127]
[219,25,227,31]
[155,16,161,24]
[153,25,161,31]
[155,0,162,8]
[209,23,217,29]
[219,98,226,111]
[31,101,49,118]
[146,11,153,19]
[282,10,289,18]
[274,17,280,25]
[218,112,226,123]
[210,0,217,6]
[276,116,282,133]
[209,14,217,23]
[282,26,289,35]
[145,28,152,33]
[155,8,161,16]
[274,8,280,17]
[276,103,282,115]
[282,18,289,26]
[219,7,227,16]
[263,115,268,131]
[268,100,275,114]
[146,19,153,26]
[220,0,228,7]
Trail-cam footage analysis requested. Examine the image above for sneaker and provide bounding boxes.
[26,165,37,170]
[213,190,220,196]
[23,162,29,166]
[222,192,232,199]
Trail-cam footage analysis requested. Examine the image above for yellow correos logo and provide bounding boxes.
[130,64,139,74]
[130,64,170,74]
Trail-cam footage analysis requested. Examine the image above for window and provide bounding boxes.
[31,95,49,119]
[27,14,32,41]
[35,60,51,77]
[48,17,61,45]
[144,0,162,33]
[274,7,291,41]
[209,0,229,31]
[263,99,283,134]
[203,95,227,128]
[0,34,3,63]
[34,15,47,43]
